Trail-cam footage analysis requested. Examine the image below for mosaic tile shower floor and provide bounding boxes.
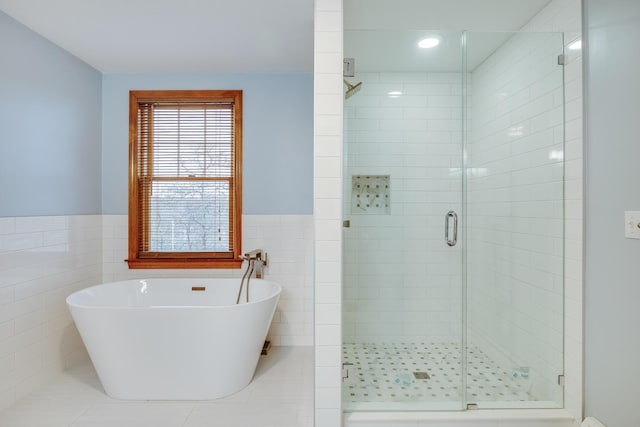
[342,342,533,409]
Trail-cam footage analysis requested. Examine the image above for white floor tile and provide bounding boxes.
[0,346,313,427]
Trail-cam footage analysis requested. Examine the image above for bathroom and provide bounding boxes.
[0,0,639,426]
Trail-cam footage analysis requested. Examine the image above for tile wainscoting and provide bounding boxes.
[0,215,102,411]
[1,213,314,414]
[103,214,314,347]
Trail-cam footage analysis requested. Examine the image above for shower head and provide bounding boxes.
[344,79,363,99]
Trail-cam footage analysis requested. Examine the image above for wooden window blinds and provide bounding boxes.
[127,90,242,269]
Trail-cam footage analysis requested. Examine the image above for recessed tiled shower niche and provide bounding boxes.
[351,175,390,215]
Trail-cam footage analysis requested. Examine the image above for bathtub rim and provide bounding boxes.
[66,278,282,310]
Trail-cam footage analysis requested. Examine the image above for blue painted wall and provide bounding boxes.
[0,11,312,217]
[102,73,313,215]
[0,11,102,217]
[584,1,640,426]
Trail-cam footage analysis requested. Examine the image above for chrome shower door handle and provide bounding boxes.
[445,210,458,247]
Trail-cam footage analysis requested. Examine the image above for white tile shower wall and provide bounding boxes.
[343,72,463,344]
[466,0,582,409]
[102,214,314,347]
[315,0,344,425]
[0,215,102,412]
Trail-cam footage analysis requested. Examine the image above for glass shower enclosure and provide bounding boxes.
[342,30,565,411]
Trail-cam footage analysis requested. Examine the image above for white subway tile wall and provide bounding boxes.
[314,0,344,425]
[343,72,463,345]
[103,214,314,347]
[0,215,102,412]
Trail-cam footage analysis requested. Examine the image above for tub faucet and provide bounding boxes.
[242,249,268,278]
[243,249,264,261]
[236,249,268,304]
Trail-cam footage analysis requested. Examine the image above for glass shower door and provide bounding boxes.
[463,31,565,409]
[341,29,566,413]
[342,29,466,412]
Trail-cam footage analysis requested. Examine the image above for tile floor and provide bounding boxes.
[343,342,532,410]
[0,346,313,427]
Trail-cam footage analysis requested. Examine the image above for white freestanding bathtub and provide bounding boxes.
[66,278,281,400]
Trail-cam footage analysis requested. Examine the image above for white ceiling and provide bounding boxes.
[0,0,551,74]
[344,0,553,73]
[344,30,516,73]
[0,0,314,73]
[344,0,552,32]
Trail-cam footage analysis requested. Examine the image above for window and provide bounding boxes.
[127,90,242,269]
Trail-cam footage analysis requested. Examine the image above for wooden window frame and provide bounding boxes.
[127,90,242,269]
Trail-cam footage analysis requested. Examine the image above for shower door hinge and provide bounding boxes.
[558,54,566,65]
[467,403,479,410]
[343,220,351,228]
[342,362,354,382]
[558,374,565,386]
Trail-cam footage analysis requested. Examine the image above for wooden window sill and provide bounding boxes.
[126,258,243,269]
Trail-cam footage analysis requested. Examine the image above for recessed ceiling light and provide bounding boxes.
[568,39,581,50]
[418,37,440,49]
